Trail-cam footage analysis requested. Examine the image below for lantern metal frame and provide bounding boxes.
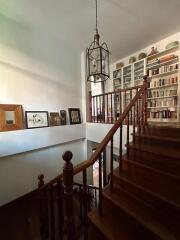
[86,0,110,83]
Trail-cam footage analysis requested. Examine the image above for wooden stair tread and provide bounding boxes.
[130,143,180,159]
[113,168,180,211]
[88,208,146,240]
[103,185,179,240]
[135,133,180,143]
[122,158,180,181]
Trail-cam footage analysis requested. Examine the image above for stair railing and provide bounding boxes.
[88,82,147,124]
[38,76,148,240]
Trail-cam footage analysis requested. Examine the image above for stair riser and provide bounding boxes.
[142,128,180,139]
[135,136,180,149]
[128,148,180,176]
[102,196,161,240]
[113,175,180,223]
[122,161,180,204]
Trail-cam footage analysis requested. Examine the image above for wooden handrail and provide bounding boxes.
[91,85,142,97]
[38,77,148,239]
[74,81,147,175]
[38,80,147,189]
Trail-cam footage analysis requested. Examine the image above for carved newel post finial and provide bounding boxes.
[62,151,75,240]
[38,174,44,188]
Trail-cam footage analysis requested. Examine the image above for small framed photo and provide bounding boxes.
[49,112,60,126]
[68,108,81,125]
[0,104,24,131]
[60,110,67,125]
[25,111,49,129]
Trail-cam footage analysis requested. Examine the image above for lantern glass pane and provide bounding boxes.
[101,48,109,76]
[89,47,101,75]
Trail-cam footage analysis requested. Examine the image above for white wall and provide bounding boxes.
[0,140,85,206]
[0,13,85,205]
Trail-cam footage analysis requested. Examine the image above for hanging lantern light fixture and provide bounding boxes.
[86,0,110,83]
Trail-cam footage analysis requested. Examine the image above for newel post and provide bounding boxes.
[62,151,75,240]
[143,75,148,126]
[89,91,92,122]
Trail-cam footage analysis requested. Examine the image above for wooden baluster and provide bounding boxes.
[44,187,49,239]
[100,95,102,123]
[110,138,114,190]
[143,76,148,126]
[83,169,88,239]
[126,113,130,157]
[111,93,113,123]
[119,124,123,172]
[99,155,102,216]
[49,185,55,240]
[120,91,122,115]
[94,188,97,207]
[57,179,64,240]
[142,91,144,127]
[133,104,136,144]
[79,185,83,223]
[62,151,75,240]
[38,174,46,240]
[103,148,107,187]
[106,94,109,123]
[124,90,127,124]
[139,96,141,133]
[96,96,98,123]
[102,93,105,123]
[93,96,95,123]
[130,90,133,124]
[88,91,92,122]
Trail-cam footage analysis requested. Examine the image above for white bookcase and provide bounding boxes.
[112,44,180,124]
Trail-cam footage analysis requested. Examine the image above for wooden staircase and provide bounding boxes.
[88,126,180,240]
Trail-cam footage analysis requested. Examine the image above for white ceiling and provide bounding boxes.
[1,0,180,61]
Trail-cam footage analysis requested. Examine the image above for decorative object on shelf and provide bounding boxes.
[116,62,124,69]
[129,56,136,64]
[138,52,147,60]
[60,110,67,125]
[0,104,24,131]
[165,41,179,50]
[49,112,60,126]
[148,47,158,56]
[68,108,81,125]
[86,0,110,83]
[25,111,49,129]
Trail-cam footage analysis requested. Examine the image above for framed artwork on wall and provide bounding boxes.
[60,110,67,125]
[49,112,60,126]
[25,111,49,129]
[0,104,24,131]
[68,108,81,125]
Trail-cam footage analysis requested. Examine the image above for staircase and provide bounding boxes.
[88,126,180,240]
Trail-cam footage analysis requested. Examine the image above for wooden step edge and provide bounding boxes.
[129,143,180,160]
[143,126,180,131]
[135,134,180,143]
[113,169,180,211]
[88,209,115,240]
[103,185,177,240]
[122,158,180,181]
[88,208,134,240]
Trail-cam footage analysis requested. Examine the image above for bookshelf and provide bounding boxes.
[112,44,180,124]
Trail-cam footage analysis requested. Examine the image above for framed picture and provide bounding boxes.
[25,111,49,129]
[0,104,24,131]
[68,108,81,125]
[49,112,60,126]
[60,110,67,125]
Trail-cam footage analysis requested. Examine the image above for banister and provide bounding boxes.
[91,84,142,97]
[38,79,147,189]
[73,80,147,176]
